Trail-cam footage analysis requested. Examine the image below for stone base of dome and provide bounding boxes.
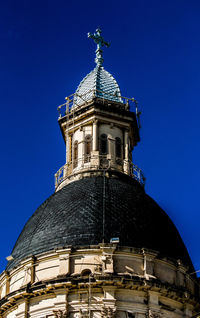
[1,245,199,317]
[55,166,143,192]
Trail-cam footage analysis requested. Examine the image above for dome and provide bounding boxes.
[73,65,122,106]
[7,175,193,271]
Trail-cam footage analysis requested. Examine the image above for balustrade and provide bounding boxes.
[55,154,145,189]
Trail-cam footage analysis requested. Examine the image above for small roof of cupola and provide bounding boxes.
[56,29,142,190]
[74,28,122,106]
[75,65,122,104]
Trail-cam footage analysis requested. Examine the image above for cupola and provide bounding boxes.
[55,28,143,191]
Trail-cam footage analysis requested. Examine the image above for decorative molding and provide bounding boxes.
[101,306,116,318]
[148,310,160,318]
[53,310,68,318]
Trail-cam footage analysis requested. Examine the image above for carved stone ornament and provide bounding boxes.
[148,310,160,318]
[101,306,116,318]
[53,310,68,318]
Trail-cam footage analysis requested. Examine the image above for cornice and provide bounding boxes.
[1,274,199,315]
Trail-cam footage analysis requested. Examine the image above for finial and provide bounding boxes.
[87,28,110,66]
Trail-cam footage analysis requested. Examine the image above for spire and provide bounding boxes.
[87,28,110,66]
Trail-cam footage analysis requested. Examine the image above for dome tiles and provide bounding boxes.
[74,65,122,106]
[6,175,193,271]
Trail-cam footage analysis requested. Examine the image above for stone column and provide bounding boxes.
[82,128,85,155]
[71,133,75,168]
[92,120,98,151]
[66,132,69,164]
[68,135,72,163]
[81,128,85,166]
[124,130,129,161]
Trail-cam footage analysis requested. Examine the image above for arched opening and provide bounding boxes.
[73,140,78,168]
[85,134,92,162]
[100,134,107,155]
[81,269,92,278]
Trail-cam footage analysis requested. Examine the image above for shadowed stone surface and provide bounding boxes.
[7,176,193,271]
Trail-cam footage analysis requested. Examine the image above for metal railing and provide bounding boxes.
[55,154,145,189]
[131,163,145,185]
[57,89,139,119]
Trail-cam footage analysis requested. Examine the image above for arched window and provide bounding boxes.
[100,134,107,155]
[115,137,122,158]
[85,134,92,162]
[73,140,78,168]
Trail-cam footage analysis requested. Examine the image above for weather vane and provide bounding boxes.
[88,28,110,66]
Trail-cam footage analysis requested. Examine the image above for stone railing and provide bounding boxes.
[55,154,145,189]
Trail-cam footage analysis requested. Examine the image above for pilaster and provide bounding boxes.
[31,255,36,284]
[57,249,71,276]
[102,286,117,313]
[100,246,116,274]
[147,291,161,318]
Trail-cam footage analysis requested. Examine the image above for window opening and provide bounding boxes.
[115,137,122,158]
[85,134,92,162]
[126,313,135,318]
[100,134,107,155]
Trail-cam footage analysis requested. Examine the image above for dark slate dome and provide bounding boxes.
[7,175,193,271]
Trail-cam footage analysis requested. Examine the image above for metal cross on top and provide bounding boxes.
[88,28,110,66]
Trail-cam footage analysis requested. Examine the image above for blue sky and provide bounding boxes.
[0,0,200,274]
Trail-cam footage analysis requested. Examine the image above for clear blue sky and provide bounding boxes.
[0,0,200,274]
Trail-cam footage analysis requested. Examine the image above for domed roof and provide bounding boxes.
[74,65,122,106]
[7,175,193,271]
